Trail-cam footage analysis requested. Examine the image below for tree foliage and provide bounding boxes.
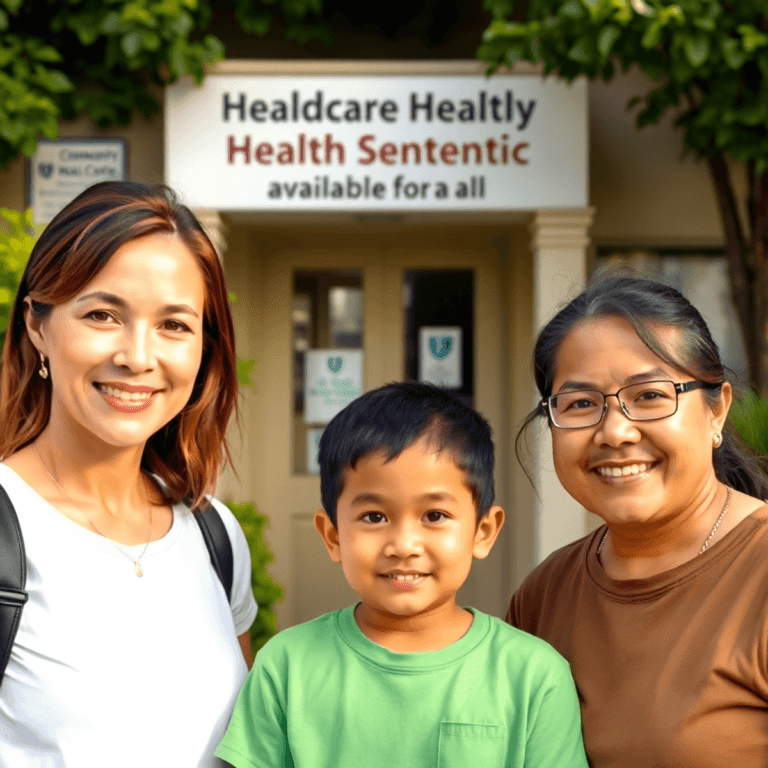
[729,388,768,458]
[480,0,768,395]
[0,0,325,167]
[0,207,36,350]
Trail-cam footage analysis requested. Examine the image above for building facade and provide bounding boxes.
[0,53,737,629]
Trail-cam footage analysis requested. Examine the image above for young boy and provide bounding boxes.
[216,382,588,768]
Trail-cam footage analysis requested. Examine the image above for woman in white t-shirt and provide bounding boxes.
[0,181,257,767]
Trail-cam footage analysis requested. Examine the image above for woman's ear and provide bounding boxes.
[23,296,46,355]
[314,509,342,563]
[711,381,732,434]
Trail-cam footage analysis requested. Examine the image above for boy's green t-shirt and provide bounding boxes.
[216,606,588,768]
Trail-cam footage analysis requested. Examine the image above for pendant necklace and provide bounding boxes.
[597,486,732,558]
[33,444,153,577]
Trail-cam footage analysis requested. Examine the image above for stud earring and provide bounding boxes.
[713,433,722,447]
[38,351,48,379]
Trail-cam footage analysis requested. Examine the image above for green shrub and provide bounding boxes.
[729,389,768,458]
[0,207,36,350]
[224,500,284,654]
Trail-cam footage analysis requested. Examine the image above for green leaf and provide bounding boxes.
[0,9,8,31]
[31,44,63,63]
[100,11,122,34]
[738,100,768,127]
[560,0,586,19]
[237,357,256,389]
[721,37,747,70]
[641,19,662,49]
[714,124,737,148]
[121,31,142,57]
[738,24,768,54]
[121,4,156,27]
[569,35,596,64]
[202,34,225,62]
[140,30,161,52]
[505,43,525,67]
[684,33,709,67]
[170,11,194,37]
[38,69,75,93]
[169,42,187,77]
[597,24,621,57]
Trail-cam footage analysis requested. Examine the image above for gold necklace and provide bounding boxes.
[597,486,732,558]
[32,443,153,577]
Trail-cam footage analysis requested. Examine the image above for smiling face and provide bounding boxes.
[315,438,503,631]
[27,233,206,452]
[550,315,730,527]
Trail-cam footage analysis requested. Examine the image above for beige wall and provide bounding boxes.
[589,65,743,247]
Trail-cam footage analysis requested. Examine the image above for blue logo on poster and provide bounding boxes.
[429,336,453,360]
[38,163,54,178]
[327,356,343,374]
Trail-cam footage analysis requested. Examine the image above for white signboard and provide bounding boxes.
[29,139,127,225]
[305,350,363,424]
[419,327,462,388]
[165,75,586,211]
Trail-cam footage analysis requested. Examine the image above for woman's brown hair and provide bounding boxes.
[0,181,238,507]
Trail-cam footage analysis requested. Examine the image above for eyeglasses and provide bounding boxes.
[543,379,722,429]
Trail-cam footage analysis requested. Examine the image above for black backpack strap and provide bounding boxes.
[192,501,234,603]
[0,483,28,690]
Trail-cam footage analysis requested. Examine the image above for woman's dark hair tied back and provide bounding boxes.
[516,270,768,500]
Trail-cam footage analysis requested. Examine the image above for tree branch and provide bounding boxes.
[754,171,768,395]
[707,154,755,376]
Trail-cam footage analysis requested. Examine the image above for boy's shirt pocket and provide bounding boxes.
[437,722,506,768]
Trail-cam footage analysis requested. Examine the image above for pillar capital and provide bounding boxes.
[529,208,595,251]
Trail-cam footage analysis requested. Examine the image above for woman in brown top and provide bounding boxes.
[509,274,768,768]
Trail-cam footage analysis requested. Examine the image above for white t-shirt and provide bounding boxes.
[0,463,258,768]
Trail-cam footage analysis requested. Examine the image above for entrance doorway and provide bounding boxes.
[223,221,516,629]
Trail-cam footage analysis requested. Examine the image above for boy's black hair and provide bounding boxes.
[319,381,495,526]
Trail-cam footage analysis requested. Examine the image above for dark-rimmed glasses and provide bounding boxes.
[543,380,721,429]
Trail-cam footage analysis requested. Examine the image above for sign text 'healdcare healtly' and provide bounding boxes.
[165,75,586,211]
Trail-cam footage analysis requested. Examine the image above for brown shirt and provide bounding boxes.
[508,505,768,768]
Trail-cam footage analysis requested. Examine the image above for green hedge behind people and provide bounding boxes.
[217,381,589,768]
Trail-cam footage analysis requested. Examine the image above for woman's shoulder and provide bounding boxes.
[0,461,43,505]
[507,529,601,630]
[198,496,241,537]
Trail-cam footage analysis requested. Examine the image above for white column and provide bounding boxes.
[530,208,595,564]
[193,209,227,263]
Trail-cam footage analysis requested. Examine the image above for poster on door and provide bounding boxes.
[305,350,363,423]
[418,327,462,388]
